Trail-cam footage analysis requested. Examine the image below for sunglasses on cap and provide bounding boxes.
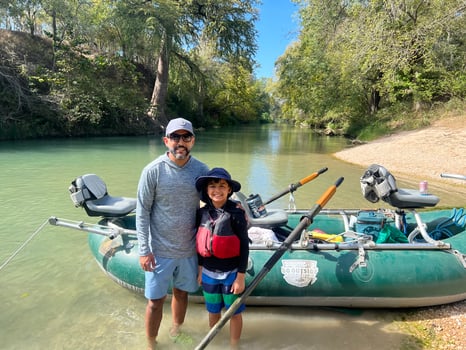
[168,133,193,142]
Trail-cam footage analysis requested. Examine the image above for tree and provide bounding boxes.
[2,0,42,34]
[276,0,466,135]
[126,0,258,128]
[275,0,348,126]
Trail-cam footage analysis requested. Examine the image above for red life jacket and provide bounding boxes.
[196,209,240,259]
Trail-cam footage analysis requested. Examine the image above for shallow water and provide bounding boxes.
[0,125,463,349]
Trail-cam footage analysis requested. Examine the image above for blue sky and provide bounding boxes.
[254,1,300,79]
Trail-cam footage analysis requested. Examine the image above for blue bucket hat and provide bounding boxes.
[195,168,241,195]
[165,118,194,136]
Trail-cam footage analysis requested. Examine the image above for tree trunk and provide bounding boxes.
[197,79,204,118]
[52,10,57,71]
[370,89,380,113]
[148,32,171,127]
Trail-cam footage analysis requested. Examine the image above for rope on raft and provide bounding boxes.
[0,218,49,272]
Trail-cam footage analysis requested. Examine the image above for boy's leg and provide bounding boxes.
[208,312,221,328]
[230,313,243,347]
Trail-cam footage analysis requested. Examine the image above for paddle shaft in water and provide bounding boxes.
[194,177,344,350]
[262,167,328,205]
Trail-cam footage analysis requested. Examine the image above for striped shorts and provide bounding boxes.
[201,270,246,314]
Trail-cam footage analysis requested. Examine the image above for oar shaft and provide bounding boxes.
[194,177,343,350]
[262,167,328,205]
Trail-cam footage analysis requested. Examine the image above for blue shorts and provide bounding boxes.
[144,255,199,300]
[201,270,246,314]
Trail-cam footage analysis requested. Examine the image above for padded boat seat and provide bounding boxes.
[69,174,136,217]
[232,192,289,228]
[360,165,440,209]
[84,195,136,217]
[384,188,440,209]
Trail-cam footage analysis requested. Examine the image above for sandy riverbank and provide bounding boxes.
[333,115,465,349]
[334,116,466,184]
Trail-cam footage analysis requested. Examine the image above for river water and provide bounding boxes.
[0,124,464,349]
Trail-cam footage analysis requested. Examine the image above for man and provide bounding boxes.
[136,118,209,349]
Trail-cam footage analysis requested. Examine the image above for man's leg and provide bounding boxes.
[169,287,188,336]
[145,297,166,350]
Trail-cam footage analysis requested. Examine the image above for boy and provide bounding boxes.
[195,168,249,348]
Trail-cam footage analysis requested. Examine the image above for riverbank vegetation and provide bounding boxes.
[1,1,465,140]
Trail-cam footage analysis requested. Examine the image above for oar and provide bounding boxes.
[262,167,328,205]
[194,177,344,350]
[440,173,466,181]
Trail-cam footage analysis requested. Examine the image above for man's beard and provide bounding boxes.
[169,145,190,160]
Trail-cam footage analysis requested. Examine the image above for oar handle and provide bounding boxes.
[299,167,328,185]
[262,167,328,205]
[317,177,344,208]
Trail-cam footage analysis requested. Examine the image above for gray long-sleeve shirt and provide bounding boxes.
[136,153,209,258]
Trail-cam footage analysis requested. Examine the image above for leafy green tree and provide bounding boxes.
[0,0,266,138]
[275,0,347,127]
[1,0,42,34]
[201,64,269,124]
[276,0,466,136]
[361,0,466,106]
[122,0,259,127]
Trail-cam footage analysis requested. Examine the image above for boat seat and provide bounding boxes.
[384,188,439,209]
[360,165,444,243]
[83,195,137,217]
[69,174,136,217]
[360,164,440,209]
[231,192,289,228]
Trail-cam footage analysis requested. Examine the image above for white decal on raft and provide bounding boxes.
[281,259,318,288]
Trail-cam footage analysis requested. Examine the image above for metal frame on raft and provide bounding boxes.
[48,208,463,256]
